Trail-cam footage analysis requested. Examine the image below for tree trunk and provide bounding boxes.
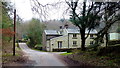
[105,32,108,48]
[80,29,86,51]
[81,36,86,51]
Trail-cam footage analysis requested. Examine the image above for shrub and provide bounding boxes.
[97,46,120,56]
[34,44,43,50]
[72,49,81,54]
[108,40,120,45]
[15,43,19,48]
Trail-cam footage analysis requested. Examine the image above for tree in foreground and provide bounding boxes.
[95,2,120,48]
[66,0,120,51]
[66,0,102,51]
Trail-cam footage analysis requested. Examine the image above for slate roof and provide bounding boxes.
[44,30,61,35]
[66,28,97,34]
[85,29,98,34]
[44,28,97,35]
[67,29,80,33]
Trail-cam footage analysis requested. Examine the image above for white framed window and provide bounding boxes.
[90,41,94,45]
[73,34,77,39]
[90,34,94,39]
[73,41,77,46]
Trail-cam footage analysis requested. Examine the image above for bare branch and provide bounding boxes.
[30,0,64,21]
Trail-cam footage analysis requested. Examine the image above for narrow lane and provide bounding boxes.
[18,43,66,66]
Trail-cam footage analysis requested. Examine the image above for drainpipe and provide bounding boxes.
[68,33,69,48]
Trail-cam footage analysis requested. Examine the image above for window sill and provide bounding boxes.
[90,37,94,39]
[72,45,77,46]
[72,37,77,39]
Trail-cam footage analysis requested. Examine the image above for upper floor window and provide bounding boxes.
[90,41,94,45]
[90,34,94,39]
[73,34,77,39]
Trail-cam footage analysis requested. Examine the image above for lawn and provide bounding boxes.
[60,52,72,55]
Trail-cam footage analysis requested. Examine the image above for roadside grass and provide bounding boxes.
[2,53,20,57]
[60,52,72,55]
[2,42,21,57]
[15,43,21,50]
[2,41,27,65]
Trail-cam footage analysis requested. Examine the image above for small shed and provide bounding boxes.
[109,33,120,40]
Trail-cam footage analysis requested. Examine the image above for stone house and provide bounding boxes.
[42,30,62,51]
[42,25,98,51]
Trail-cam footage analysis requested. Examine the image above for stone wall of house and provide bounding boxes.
[46,41,50,51]
[47,33,97,51]
[85,34,97,47]
[50,35,68,50]
[68,34,81,48]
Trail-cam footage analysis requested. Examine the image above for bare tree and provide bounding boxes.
[30,0,65,21]
[65,0,120,51]
[65,0,103,51]
[94,2,120,48]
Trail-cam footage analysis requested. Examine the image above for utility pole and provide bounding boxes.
[13,9,16,56]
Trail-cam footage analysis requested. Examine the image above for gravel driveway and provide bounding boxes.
[19,43,66,66]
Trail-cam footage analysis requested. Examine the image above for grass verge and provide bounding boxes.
[60,53,72,55]
[2,41,28,66]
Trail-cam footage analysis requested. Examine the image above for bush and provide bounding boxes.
[26,38,35,48]
[26,39,31,47]
[53,48,80,52]
[112,59,120,63]
[87,44,100,51]
[21,38,28,42]
[34,44,43,50]
[97,46,120,56]
[72,49,81,54]
[15,43,19,48]
[108,40,120,45]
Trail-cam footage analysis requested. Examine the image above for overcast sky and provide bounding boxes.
[10,0,118,21]
[10,0,71,21]
[11,0,36,21]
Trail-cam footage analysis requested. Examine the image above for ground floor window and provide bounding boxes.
[90,41,94,45]
[73,41,77,46]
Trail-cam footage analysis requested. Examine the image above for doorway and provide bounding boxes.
[58,41,62,48]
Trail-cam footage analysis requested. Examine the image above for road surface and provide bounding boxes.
[19,43,66,66]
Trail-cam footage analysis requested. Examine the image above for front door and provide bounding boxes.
[58,41,62,48]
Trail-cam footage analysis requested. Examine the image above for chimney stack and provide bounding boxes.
[64,24,68,29]
[59,26,62,29]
